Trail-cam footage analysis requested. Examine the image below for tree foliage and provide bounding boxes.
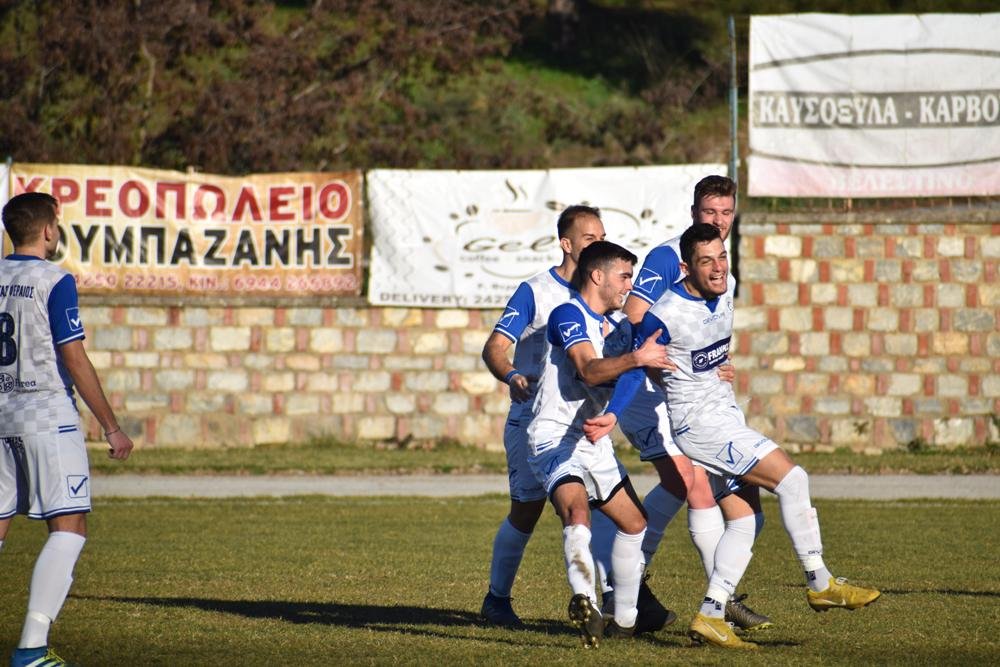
[2,0,994,174]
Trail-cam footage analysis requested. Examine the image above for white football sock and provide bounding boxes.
[589,510,616,595]
[688,506,725,580]
[611,529,645,628]
[773,466,831,591]
[20,531,86,649]
[641,484,685,566]
[488,518,531,598]
[705,514,756,611]
[563,524,597,603]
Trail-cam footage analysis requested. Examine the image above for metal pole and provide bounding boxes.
[728,15,738,183]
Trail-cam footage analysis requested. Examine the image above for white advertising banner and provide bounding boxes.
[749,13,1000,197]
[368,165,726,308]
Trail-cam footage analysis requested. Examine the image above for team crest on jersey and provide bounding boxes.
[635,268,663,293]
[559,321,583,341]
[65,307,83,332]
[690,336,731,372]
[715,441,743,468]
[0,373,14,393]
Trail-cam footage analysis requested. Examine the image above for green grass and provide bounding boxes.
[87,439,1000,476]
[1,496,997,664]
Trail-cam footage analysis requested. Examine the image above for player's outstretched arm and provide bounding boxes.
[60,340,134,460]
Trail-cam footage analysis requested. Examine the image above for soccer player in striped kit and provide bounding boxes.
[587,223,880,650]
[1,192,134,667]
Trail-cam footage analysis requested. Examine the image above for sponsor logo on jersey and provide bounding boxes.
[635,268,663,292]
[715,441,743,468]
[690,336,731,372]
[66,307,83,331]
[0,374,37,393]
[559,321,582,341]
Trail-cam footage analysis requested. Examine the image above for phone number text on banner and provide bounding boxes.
[9,164,363,297]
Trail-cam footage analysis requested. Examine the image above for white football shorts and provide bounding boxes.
[528,429,627,504]
[672,404,778,488]
[0,428,92,520]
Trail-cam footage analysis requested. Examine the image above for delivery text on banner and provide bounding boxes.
[7,164,364,297]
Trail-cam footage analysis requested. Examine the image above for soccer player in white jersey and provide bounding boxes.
[527,240,674,647]
[481,206,671,633]
[619,175,771,632]
[1,193,135,667]
[480,205,613,627]
[587,224,880,650]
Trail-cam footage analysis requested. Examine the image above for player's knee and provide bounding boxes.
[509,499,545,533]
[774,465,810,503]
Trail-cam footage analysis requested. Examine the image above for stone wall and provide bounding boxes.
[78,212,999,451]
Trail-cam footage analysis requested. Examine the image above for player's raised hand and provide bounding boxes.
[583,413,618,443]
[106,429,134,460]
[632,330,676,370]
[717,360,735,383]
[509,373,532,403]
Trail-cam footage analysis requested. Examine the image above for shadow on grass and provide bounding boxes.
[780,581,1000,599]
[74,595,576,645]
[75,594,802,649]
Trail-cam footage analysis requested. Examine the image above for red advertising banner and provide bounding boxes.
[5,164,363,297]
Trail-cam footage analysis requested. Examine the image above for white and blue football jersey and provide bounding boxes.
[0,255,85,437]
[528,296,627,448]
[608,274,736,431]
[492,267,574,419]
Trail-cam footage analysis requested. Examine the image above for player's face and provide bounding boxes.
[563,215,607,263]
[692,194,735,241]
[598,259,634,312]
[685,239,728,298]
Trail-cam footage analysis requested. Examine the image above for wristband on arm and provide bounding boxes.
[503,369,521,384]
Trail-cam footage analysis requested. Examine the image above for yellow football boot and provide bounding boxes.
[808,576,881,611]
[688,613,759,650]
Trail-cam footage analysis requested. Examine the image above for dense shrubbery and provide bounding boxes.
[1,0,994,173]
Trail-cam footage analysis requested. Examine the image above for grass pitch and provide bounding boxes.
[1,496,998,665]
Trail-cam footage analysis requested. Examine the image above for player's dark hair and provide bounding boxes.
[557,204,601,239]
[692,175,737,209]
[680,223,722,266]
[573,240,637,289]
[2,192,58,246]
